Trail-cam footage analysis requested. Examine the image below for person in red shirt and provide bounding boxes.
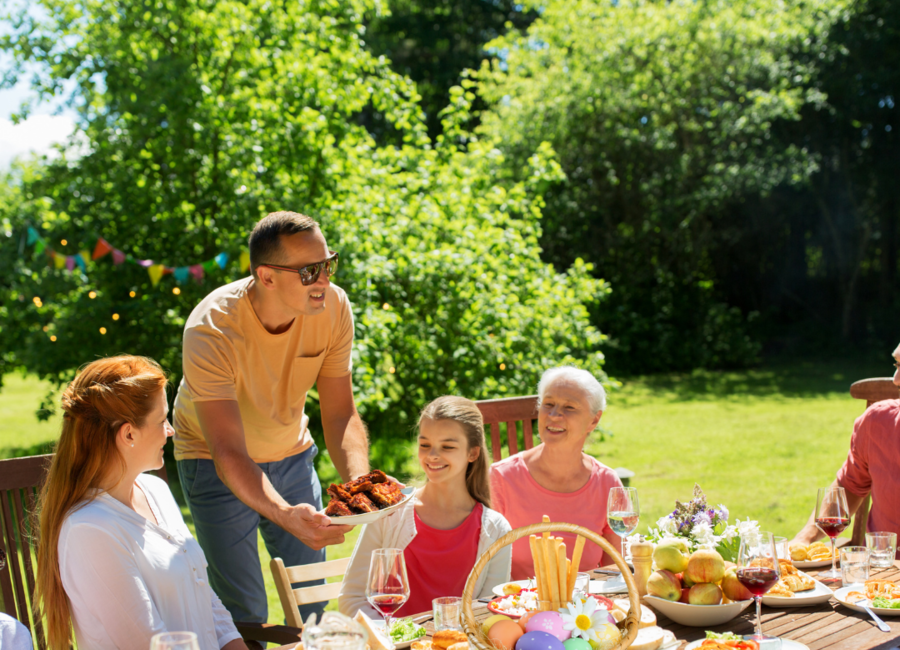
[791,342,900,554]
[339,396,512,618]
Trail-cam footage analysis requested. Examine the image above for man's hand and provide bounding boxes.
[283,504,354,550]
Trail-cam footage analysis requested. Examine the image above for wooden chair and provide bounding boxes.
[476,395,539,462]
[847,378,900,546]
[270,556,350,628]
[0,454,302,649]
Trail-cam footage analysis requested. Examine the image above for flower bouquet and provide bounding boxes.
[643,484,760,563]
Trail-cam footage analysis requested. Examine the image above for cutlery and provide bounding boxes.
[592,569,622,575]
[854,599,891,633]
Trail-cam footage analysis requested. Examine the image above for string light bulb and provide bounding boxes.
[88,291,97,299]
[389,367,396,374]
[50,335,57,342]
[99,327,107,335]
[499,363,507,371]
[129,291,136,298]
[61,239,67,246]
[172,287,181,295]
[112,313,120,321]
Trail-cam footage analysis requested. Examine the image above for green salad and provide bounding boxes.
[871,596,900,609]
[705,631,742,640]
[387,618,426,643]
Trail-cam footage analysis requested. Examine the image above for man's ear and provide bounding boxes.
[255,266,277,289]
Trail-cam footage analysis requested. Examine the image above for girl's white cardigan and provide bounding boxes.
[338,493,513,618]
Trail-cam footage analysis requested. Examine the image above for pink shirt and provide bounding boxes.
[398,503,483,616]
[837,399,900,555]
[490,453,623,580]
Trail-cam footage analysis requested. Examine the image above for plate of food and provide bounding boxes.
[492,579,536,597]
[382,617,427,649]
[685,631,809,649]
[323,470,414,525]
[835,580,900,615]
[761,562,833,607]
[788,541,838,569]
[487,589,618,619]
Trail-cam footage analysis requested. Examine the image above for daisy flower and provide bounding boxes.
[558,598,612,642]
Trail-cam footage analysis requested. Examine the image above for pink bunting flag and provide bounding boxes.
[189,264,204,283]
[112,249,126,265]
[65,256,76,271]
[137,259,154,268]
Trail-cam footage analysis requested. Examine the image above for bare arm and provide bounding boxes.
[790,477,868,545]
[222,640,249,650]
[195,400,352,550]
[317,374,369,482]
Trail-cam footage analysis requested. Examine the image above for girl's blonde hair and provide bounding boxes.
[418,395,491,508]
[34,355,168,650]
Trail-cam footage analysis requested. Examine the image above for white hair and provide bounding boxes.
[537,366,606,413]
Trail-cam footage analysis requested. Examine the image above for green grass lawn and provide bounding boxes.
[1,352,891,623]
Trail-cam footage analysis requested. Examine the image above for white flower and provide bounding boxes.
[736,518,760,536]
[559,597,612,642]
[721,525,738,541]
[656,516,677,535]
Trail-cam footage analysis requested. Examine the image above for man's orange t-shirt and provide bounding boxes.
[173,277,354,463]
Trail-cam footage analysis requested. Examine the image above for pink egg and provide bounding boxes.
[524,611,571,642]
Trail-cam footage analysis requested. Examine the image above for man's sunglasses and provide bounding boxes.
[257,251,339,286]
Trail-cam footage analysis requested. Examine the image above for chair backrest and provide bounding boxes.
[476,396,539,462]
[0,454,53,650]
[269,556,351,629]
[848,378,899,546]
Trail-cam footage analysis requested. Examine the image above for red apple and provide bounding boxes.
[679,588,691,603]
[721,567,754,601]
[688,583,723,605]
[647,569,682,601]
[685,549,726,585]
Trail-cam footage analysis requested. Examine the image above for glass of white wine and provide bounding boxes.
[605,487,640,590]
[149,632,200,650]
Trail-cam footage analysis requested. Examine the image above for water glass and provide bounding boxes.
[866,532,897,569]
[574,572,591,599]
[840,546,869,586]
[149,632,200,650]
[774,536,789,562]
[433,597,462,631]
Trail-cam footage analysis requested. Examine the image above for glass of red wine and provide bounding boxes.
[737,531,781,644]
[366,548,410,632]
[815,486,850,583]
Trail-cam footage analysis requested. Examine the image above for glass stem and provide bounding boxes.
[755,596,763,637]
[830,537,837,575]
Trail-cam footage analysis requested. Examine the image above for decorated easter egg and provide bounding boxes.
[482,614,513,636]
[562,637,591,650]
[515,631,565,650]
[587,624,621,650]
[524,611,570,642]
[488,619,525,650]
[517,611,539,632]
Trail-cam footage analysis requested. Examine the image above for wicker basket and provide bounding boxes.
[461,522,641,650]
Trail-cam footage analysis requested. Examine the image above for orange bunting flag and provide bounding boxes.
[148,264,166,286]
[92,237,113,260]
[239,250,251,273]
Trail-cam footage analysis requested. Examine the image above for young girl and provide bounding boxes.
[339,396,511,618]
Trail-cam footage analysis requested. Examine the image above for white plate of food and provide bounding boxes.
[492,579,537,597]
[792,559,836,569]
[685,638,809,649]
[761,570,833,607]
[835,585,900,615]
[323,471,414,525]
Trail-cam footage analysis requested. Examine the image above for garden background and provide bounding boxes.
[1,0,898,623]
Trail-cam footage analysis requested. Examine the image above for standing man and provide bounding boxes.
[173,211,368,626]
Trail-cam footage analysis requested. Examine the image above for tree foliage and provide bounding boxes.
[475,0,851,372]
[0,0,609,477]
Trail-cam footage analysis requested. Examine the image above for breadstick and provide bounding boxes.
[529,535,546,603]
[542,516,559,610]
[556,540,568,605]
[566,558,573,601]
[568,535,586,599]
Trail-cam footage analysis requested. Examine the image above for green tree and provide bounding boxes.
[476,0,849,372]
[1,0,609,478]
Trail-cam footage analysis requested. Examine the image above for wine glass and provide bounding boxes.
[815,486,850,583]
[605,487,640,590]
[737,531,781,644]
[149,632,200,650]
[366,548,410,631]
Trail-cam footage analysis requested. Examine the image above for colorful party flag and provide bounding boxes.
[112,249,126,265]
[137,258,154,268]
[65,256,76,271]
[173,267,190,284]
[27,228,40,245]
[54,253,67,269]
[239,250,251,272]
[92,237,113,260]
[202,259,217,273]
[190,264,204,283]
[35,239,46,255]
[80,251,91,266]
[148,264,165,286]
[215,252,229,269]
[74,254,87,272]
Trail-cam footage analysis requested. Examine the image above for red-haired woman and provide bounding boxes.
[34,356,247,650]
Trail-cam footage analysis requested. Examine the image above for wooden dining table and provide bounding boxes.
[272,559,900,650]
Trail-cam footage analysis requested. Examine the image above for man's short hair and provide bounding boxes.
[249,211,320,279]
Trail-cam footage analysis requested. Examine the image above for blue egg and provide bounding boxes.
[563,638,591,650]
[515,631,566,650]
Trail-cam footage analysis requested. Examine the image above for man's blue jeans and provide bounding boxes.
[178,445,327,625]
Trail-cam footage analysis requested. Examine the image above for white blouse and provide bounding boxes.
[59,474,241,650]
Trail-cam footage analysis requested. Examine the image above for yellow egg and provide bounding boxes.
[487,620,524,650]
[482,614,512,636]
[588,624,622,650]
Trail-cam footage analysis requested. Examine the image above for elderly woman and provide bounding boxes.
[490,366,623,579]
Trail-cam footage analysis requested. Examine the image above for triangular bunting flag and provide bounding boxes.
[74,255,87,272]
[215,252,229,269]
[239,250,251,273]
[92,237,113,260]
[137,258,154,268]
[54,253,67,269]
[112,249,126,265]
[80,251,91,266]
[173,267,190,284]
[35,240,46,255]
[148,264,165,286]
[65,256,76,271]
[202,259,217,273]
[190,264,204,283]
[27,228,40,245]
